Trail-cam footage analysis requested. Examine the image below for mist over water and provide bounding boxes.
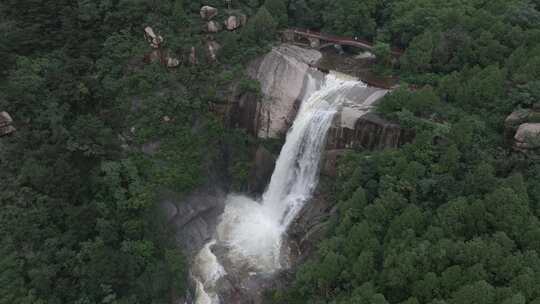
[193,73,367,303]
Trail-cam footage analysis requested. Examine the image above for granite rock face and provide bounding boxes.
[161,186,226,256]
[514,123,540,151]
[248,44,323,138]
[505,108,540,152]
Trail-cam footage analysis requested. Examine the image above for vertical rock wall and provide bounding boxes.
[248,44,324,138]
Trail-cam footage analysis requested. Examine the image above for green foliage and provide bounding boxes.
[243,6,277,44]
[275,2,540,302]
[378,87,442,120]
[322,0,380,38]
[264,0,288,27]
[0,0,268,302]
[401,31,435,73]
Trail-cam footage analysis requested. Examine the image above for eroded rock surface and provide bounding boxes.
[514,123,540,151]
[224,15,246,31]
[249,44,323,138]
[505,108,540,152]
[144,26,163,48]
[328,112,412,150]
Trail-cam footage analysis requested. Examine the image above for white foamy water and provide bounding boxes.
[193,72,370,303]
[192,240,226,304]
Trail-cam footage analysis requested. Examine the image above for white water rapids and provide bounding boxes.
[192,72,370,304]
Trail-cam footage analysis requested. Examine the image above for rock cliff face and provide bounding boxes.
[211,44,323,139]
[248,44,324,138]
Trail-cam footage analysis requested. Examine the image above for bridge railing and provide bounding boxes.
[284,28,403,56]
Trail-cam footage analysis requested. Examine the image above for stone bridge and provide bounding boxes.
[282,28,403,57]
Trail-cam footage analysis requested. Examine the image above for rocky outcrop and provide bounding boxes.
[200,6,218,20]
[142,27,180,68]
[249,44,323,138]
[505,108,540,152]
[161,186,226,256]
[327,112,413,150]
[321,149,348,177]
[0,111,15,137]
[514,123,540,151]
[224,16,240,31]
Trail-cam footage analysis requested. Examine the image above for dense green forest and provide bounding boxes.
[0,0,268,303]
[274,0,540,303]
[1,0,540,303]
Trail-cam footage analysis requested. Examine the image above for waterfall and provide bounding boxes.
[193,72,366,303]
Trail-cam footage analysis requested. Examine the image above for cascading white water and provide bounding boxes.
[193,72,368,303]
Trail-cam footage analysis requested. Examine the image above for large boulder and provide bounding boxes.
[224,15,246,31]
[505,108,540,151]
[321,149,348,177]
[514,123,540,151]
[205,20,222,33]
[327,112,413,150]
[200,6,218,20]
[248,44,323,138]
[505,109,531,137]
[144,26,163,48]
[287,183,337,265]
[0,111,15,137]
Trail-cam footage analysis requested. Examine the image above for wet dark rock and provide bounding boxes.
[514,123,540,151]
[505,108,540,152]
[327,112,413,150]
[0,111,15,137]
[161,186,226,256]
[229,90,261,136]
[248,146,276,194]
[321,149,348,177]
[287,182,337,265]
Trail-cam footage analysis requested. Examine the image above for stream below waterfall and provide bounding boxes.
[192,72,370,304]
